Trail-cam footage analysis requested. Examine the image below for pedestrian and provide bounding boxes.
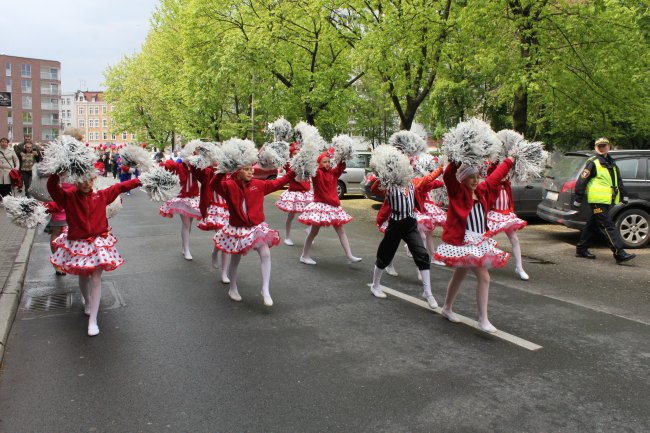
[0,137,19,200]
[102,152,111,177]
[434,160,514,333]
[210,163,295,307]
[574,137,636,264]
[485,161,530,280]
[47,171,141,336]
[18,141,41,198]
[275,142,313,246]
[112,152,120,179]
[298,151,362,265]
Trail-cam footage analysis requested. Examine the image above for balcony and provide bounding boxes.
[41,102,60,111]
[40,88,59,96]
[42,118,59,126]
[40,71,59,80]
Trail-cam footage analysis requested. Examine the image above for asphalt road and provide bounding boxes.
[0,191,648,433]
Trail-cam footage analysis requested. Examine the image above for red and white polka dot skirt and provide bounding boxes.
[434,230,509,268]
[213,222,280,255]
[486,210,527,236]
[159,196,201,219]
[275,190,314,213]
[298,202,353,227]
[415,210,434,233]
[424,201,447,228]
[197,203,229,231]
[50,228,124,275]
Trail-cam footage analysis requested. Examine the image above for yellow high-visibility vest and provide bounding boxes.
[587,159,619,204]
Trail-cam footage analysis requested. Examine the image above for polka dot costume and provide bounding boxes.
[486,210,527,235]
[159,197,201,219]
[275,190,314,213]
[213,222,280,255]
[298,202,353,227]
[415,210,434,233]
[197,203,229,231]
[434,230,509,268]
[424,201,447,227]
[50,228,124,275]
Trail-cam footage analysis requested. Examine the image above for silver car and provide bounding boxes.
[337,151,372,198]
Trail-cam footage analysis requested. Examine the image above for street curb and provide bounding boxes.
[0,227,36,365]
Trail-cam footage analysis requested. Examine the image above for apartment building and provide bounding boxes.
[73,90,137,147]
[0,54,61,142]
[59,91,76,130]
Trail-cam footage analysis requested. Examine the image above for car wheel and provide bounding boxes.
[337,181,346,199]
[615,208,650,249]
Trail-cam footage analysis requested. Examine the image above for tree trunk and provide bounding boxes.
[513,86,528,134]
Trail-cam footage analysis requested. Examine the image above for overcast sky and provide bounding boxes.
[1,0,159,93]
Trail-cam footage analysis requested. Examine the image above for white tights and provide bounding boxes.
[285,212,297,240]
[212,248,231,282]
[78,269,103,331]
[442,267,493,329]
[228,244,272,301]
[302,225,358,260]
[180,215,192,256]
[506,230,524,271]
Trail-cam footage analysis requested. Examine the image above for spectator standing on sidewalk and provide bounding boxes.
[574,137,636,264]
[18,142,41,198]
[0,137,19,200]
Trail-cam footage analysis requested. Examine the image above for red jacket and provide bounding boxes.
[376,201,391,227]
[162,160,199,198]
[312,162,346,207]
[211,170,293,227]
[47,174,140,240]
[285,163,310,192]
[441,159,513,245]
[486,162,514,212]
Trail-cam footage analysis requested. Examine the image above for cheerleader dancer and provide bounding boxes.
[159,159,201,260]
[210,164,295,307]
[276,143,313,245]
[298,152,362,265]
[434,159,513,333]
[47,172,140,336]
[486,161,529,280]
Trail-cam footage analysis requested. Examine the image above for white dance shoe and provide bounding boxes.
[479,321,498,334]
[300,255,317,265]
[228,288,242,302]
[370,286,387,299]
[284,238,294,246]
[422,293,439,309]
[385,265,398,276]
[87,323,100,337]
[515,267,529,281]
[441,308,461,323]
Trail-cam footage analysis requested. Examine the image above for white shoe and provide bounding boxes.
[516,267,529,281]
[300,255,316,265]
[370,286,387,299]
[347,256,363,263]
[221,274,230,284]
[385,265,398,276]
[284,238,294,246]
[228,288,242,302]
[422,293,438,309]
[441,308,461,323]
[87,323,100,336]
[479,321,498,333]
[431,259,446,266]
[404,244,412,258]
[262,293,273,307]
[183,251,193,261]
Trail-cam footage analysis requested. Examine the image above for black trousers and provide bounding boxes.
[20,171,32,198]
[0,184,11,199]
[576,203,624,254]
[376,216,430,271]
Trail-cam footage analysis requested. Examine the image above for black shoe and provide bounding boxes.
[575,250,596,259]
[615,251,636,264]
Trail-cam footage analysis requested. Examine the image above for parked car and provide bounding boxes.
[337,151,371,199]
[362,166,544,218]
[537,150,650,248]
[252,164,279,180]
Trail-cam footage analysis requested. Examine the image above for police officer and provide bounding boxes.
[574,137,635,264]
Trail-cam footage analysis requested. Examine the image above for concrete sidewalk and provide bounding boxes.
[0,211,35,364]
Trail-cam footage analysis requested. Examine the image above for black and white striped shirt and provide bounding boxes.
[466,200,486,234]
[387,184,414,221]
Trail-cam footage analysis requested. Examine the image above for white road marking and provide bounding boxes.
[368,284,543,351]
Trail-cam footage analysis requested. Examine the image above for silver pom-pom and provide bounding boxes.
[430,186,449,207]
[40,135,98,183]
[443,118,501,166]
[413,153,440,177]
[508,140,548,182]
[294,121,327,150]
[120,145,154,172]
[370,145,413,189]
[388,131,427,157]
[218,138,258,174]
[139,167,181,202]
[331,134,356,164]
[268,117,293,142]
[2,196,48,228]
[184,141,224,170]
[496,129,525,158]
[258,141,290,170]
[290,144,319,182]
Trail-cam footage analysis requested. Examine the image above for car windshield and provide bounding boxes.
[346,154,370,169]
[547,155,587,180]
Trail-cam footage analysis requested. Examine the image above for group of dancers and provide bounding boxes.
[3,119,545,337]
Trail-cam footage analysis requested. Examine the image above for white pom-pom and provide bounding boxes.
[41,135,98,182]
[370,145,413,189]
[388,131,427,157]
[413,153,440,177]
[290,144,319,182]
[2,196,48,228]
[218,138,258,173]
[258,141,290,169]
[496,129,525,158]
[268,117,293,142]
[508,140,548,182]
[294,121,327,150]
[184,141,224,170]
[120,145,154,172]
[443,118,501,166]
[331,134,356,164]
[139,167,181,202]
[430,186,449,207]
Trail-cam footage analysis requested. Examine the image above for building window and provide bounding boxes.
[21,64,31,78]
[21,95,32,109]
[103,132,108,140]
[78,107,84,115]
[66,110,71,118]
[102,119,108,127]
[23,127,33,136]
[122,132,127,140]
[91,96,97,102]
[22,112,33,124]
[95,119,100,127]
[21,79,31,93]
[102,106,107,114]
[5,63,10,77]
[111,133,116,140]
[95,106,99,115]
[7,110,12,123]
[5,78,11,92]
[79,119,85,127]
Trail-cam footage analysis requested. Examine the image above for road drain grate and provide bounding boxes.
[24,293,71,312]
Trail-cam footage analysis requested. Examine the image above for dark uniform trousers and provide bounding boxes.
[576,203,624,254]
[376,216,430,271]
